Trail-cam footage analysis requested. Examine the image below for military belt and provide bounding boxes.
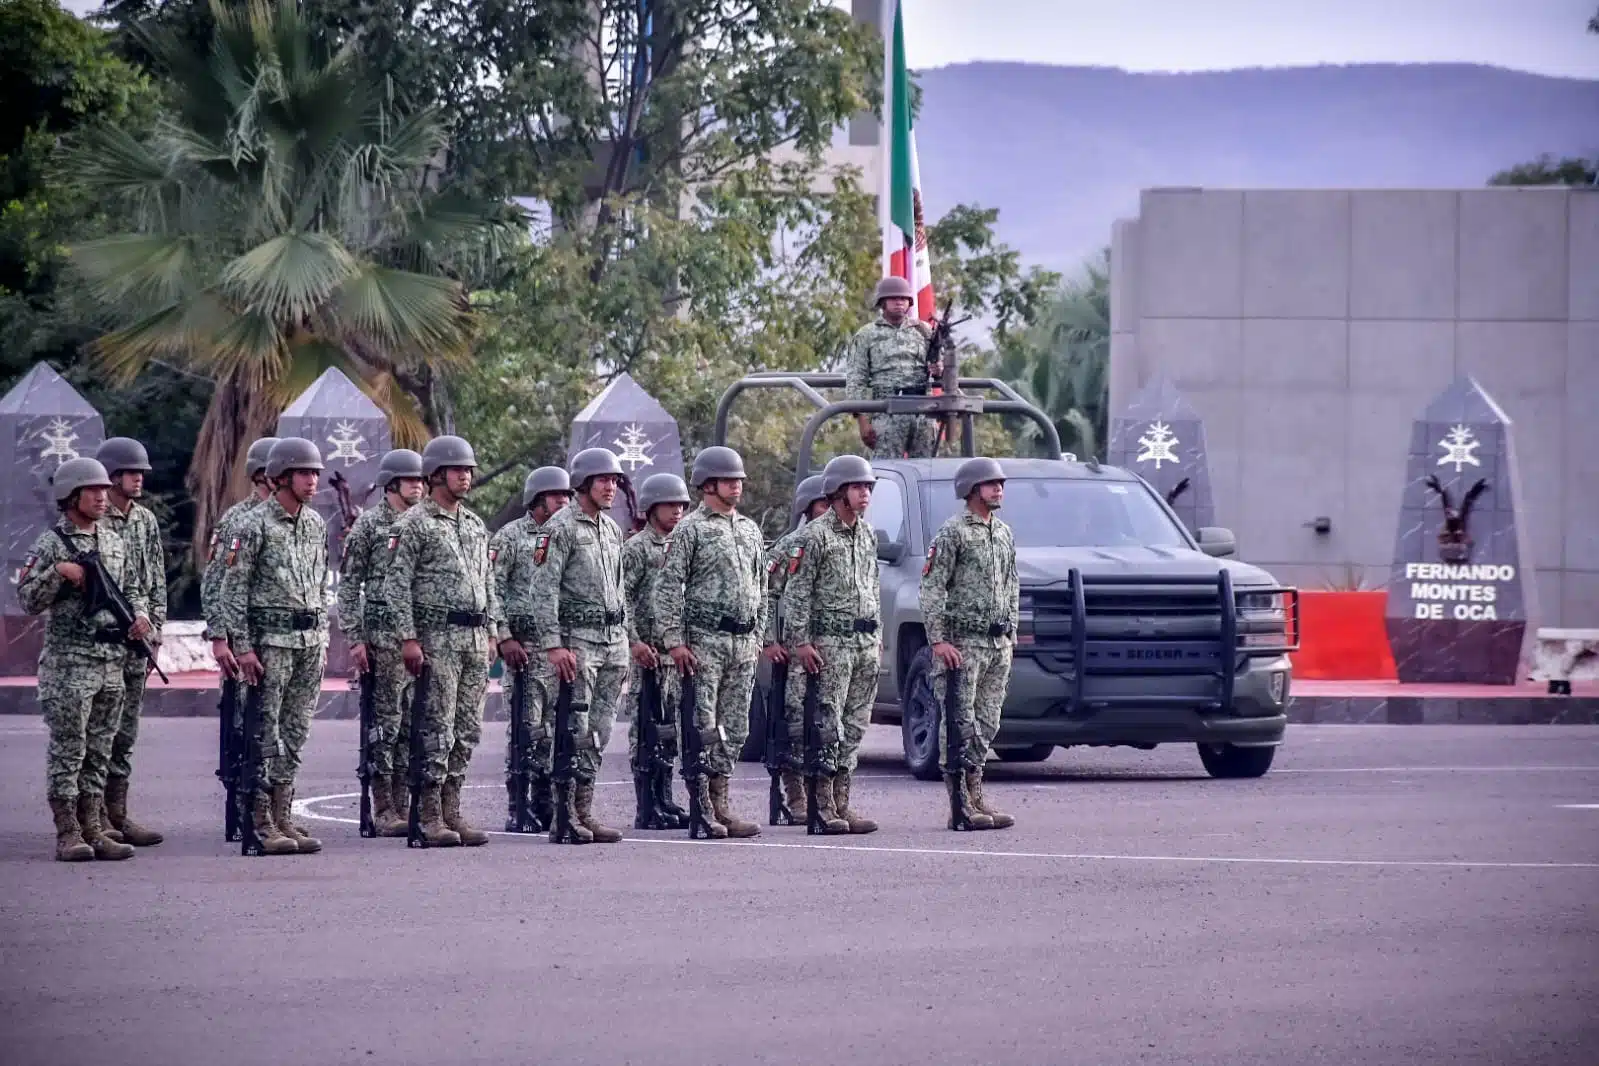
[91,627,127,644]
[684,602,756,634]
[251,608,326,633]
[507,614,539,642]
[559,605,625,628]
[951,620,1013,639]
[446,610,488,628]
[812,616,880,638]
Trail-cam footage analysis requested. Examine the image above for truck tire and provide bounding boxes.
[1197,742,1275,779]
[996,744,1054,763]
[899,647,943,781]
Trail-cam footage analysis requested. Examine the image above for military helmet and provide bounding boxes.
[245,437,281,479]
[266,437,325,478]
[377,448,424,487]
[569,447,623,489]
[821,454,877,497]
[96,437,152,475]
[690,445,747,488]
[954,456,1006,499]
[871,275,914,306]
[639,473,691,514]
[421,435,477,477]
[791,475,827,521]
[51,457,113,503]
[524,465,573,507]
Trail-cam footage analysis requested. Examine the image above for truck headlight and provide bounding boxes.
[1238,590,1283,613]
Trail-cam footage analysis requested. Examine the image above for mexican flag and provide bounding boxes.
[880,0,936,322]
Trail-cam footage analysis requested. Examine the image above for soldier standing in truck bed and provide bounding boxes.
[843,276,938,459]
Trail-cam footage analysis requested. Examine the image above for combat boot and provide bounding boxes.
[95,795,124,843]
[250,791,300,854]
[370,776,396,834]
[104,775,164,847]
[633,768,668,829]
[966,768,1014,830]
[50,796,93,862]
[688,775,728,839]
[653,764,688,824]
[780,769,806,821]
[831,769,878,834]
[78,793,135,860]
[548,779,593,844]
[272,785,322,853]
[943,773,994,832]
[804,774,850,834]
[576,779,623,842]
[530,772,555,829]
[417,783,462,846]
[383,774,411,837]
[708,774,760,838]
[441,778,488,846]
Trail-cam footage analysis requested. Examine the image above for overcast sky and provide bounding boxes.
[61,0,1599,79]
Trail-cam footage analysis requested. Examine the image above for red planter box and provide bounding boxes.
[1288,590,1398,681]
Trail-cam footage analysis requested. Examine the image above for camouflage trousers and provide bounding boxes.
[931,641,1012,770]
[255,643,327,791]
[415,627,490,786]
[786,638,879,775]
[683,627,759,777]
[367,643,413,780]
[627,658,680,771]
[558,634,628,782]
[869,412,940,459]
[503,646,556,780]
[106,652,150,780]
[41,650,125,801]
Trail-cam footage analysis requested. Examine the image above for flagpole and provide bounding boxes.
[879,0,895,279]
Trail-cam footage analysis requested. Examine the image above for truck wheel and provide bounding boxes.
[900,647,942,781]
[1197,743,1275,779]
[996,744,1054,763]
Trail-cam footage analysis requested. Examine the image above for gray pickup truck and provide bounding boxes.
[719,372,1300,780]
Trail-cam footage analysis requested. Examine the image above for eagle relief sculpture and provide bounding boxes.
[1423,474,1489,565]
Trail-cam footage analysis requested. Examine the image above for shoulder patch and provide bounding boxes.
[488,547,498,563]
[206,530,220,562]
[387,534,400,553]
[16,552,39,585]
[533,532,550,566]
[225,536,242,567]
[787,545,805,574]
[922,543,937,577]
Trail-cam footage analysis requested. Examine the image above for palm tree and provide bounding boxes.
[62,0,523,566]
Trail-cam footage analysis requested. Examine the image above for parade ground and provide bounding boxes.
[3,720,1597,1066]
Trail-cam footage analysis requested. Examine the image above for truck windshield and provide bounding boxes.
[921,478,1192,549]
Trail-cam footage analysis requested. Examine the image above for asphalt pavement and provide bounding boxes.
[2,719,1597,1066]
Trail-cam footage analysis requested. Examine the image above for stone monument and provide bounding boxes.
[276,368,391,677]
[1382,376,1535,685]
[568,373,685,531]
[1107,375,1216,532]
[0,364,106,676]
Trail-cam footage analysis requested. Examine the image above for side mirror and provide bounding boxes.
[1196,526,1237,558]
[875,528,905,563]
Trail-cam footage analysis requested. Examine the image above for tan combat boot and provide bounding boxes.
[966,768,1014,829]
[417,783,462,847]
[369,776,395,833]
[805,775,850,834]
[95,795,124,843]
[441,778,489,846]
[105,775,163,846]
[780,769,806,819]
[250,790,300,854]
[383,774,412,837]
[574,779,622,843]
[831,769,878,834]
[707,775,760,838]
[689,776,728,839]
[50,796,93,862]
[78,793,135,860]
[943,773,994,831]
[270,785,322,853]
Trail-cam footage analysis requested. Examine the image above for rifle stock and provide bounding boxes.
[505,666,543,833]
[237,682,265,856]
[357,669,377,837]
[942,666,975,831]
[406,664,431,848]
[633,666,681,830]
[765,659,797,826]
[677,673,717,839]
[802,671,827,834]
[549,678,584,843]
[217,678,241,842]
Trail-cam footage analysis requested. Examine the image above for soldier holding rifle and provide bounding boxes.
[843,276,939,459]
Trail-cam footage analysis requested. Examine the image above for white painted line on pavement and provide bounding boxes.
[1555,804,1599,810]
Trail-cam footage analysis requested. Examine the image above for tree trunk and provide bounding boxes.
[184,372,279,570]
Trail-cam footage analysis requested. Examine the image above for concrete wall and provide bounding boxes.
[1109,186,1599,627]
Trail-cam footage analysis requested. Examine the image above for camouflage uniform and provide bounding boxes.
[491,513,557,783]
[843,316,938,459]
[102,499,165,782]
[624,524,679,769]
[201,495,265,638]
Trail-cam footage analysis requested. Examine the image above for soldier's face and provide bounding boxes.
[113,471,143,498]
[396,477,425,505]
[881,296,912,322]
[587,474,619,509]
[978,481,1005,509]
[443,467,473,497]
[74,487,109,520]
[651,501,686,533]
[712,478,744,506]
[290,470,320,502]
[806,500,830,521]
[842,482,873,516]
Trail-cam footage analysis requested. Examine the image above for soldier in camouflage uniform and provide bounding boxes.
[382,435,505,849]
[918,456,1017,831]
[843,276,938,459]
[529,448,630,844]
[781,455,882,834]
[205,436,279,679]
[653,446,766,839]
[624,472,693,830]
[218,437,331,855]
[760,474,829,821]
[21,458,147,862]
[491,465,572,832]
[96,437,167,848]
[335,448,426,837]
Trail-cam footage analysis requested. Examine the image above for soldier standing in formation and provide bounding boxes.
[653,445,766,839]
[780,455,882,834]
[21,458,149,862]
[216,437,331,855]
[843,276,939,460]
[528,448,630,844]
[335,447,426,837]
[918,457,1017,831]
[204,436,279,680]
[96,437,167,848]
[760,474,829,822]
[622,472,693,830]
[490,465,573,832]
[383,435,503,849]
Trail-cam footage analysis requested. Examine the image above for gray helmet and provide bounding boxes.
[421,435,477,477]
[690,445,747,488]
[872,275,914,306]
[638,473,691,515]
[96,437,151,475]
[524,465,573,507]
[377,448,424,487]
[245,437,281,479]
[569,447,624,489]
[821,454,877,497]
[954,456,1006,499]
[51,457,113,503]
[266,437,325,478]
[791,475,827,521]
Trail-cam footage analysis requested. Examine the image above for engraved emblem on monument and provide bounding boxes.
[570,373,685,530]
[1436,425,1481,472]
[1135,421,1180,469]
[36,418,82,465]
[611,423,656,472]
[325,421,370,465]
[1108,377,1215,533]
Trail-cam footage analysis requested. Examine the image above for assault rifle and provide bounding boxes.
[54,530,168,683]
[802,672,828,835]
[677,674,717,839]
[943,668,976,831]
[406,665,431,848]
[634,667,683,830]
[549,679,584,843]
[216,678,242,842]
[357,668,377,837]
[925,298,972,453]
[237,682,266,856]
[504,666,543,833]
[765,655,798,826]
[328,470,367,558]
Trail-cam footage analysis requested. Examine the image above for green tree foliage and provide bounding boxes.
[1487,10,1597,187]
